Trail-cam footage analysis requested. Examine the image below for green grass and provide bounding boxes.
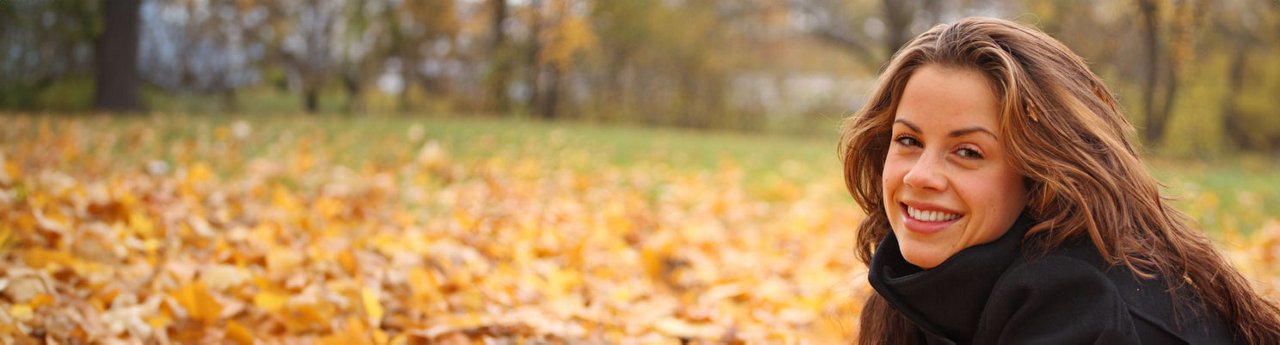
[1150,156,1280,237]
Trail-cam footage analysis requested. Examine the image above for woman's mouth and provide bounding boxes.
[901,203,962,234]
[906,204,961,222]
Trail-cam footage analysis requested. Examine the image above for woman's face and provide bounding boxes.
[882,65,1028,269]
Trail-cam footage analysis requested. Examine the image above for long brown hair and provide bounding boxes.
[839,17,1280,344]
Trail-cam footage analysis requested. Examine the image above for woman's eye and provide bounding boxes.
[956,147,984,159]
[894,136,920,147]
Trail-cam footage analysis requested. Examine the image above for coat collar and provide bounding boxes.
[868,214,1035,341]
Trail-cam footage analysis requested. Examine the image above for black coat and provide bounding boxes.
[867,215,1236,344]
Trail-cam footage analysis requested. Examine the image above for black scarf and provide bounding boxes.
[868,214,1035,341]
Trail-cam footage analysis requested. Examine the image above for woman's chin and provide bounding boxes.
[900,247,946,269]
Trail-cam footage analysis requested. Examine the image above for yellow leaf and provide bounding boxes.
[362,287,384,327]
[389,333,409,345]
[0,224,13,250]
[187,161,214,185]
[171,281,222,324]
[9,304,33,322]
[271,184,300,212]
[315,196,343,219]
[408,267,442,306]
[225,320,254,345]
[253,291,288,312]
[128,211,156,237]
[147,312,172,329]
[544,267,582,297]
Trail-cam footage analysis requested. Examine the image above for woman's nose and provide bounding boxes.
[903,153,947,191]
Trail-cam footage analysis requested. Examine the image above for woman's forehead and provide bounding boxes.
[895,65,1002,129]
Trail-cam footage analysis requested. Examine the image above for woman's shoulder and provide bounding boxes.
[982,239,1234,344]
[973,244,1141,343]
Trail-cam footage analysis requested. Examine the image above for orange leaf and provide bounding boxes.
[281,302,334,333]
[23,248,79,270]
[337,250,358,275]
[28,293,54,309]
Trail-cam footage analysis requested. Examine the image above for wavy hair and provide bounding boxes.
[839,17,1280,344]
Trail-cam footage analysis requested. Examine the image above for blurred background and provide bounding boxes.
[3,0,1280,155]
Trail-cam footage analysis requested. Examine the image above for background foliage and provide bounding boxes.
[3,0,1280,154]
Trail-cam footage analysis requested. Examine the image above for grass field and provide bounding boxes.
[1,113,1277,343]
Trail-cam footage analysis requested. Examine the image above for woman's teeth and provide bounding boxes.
[906,205,961,222]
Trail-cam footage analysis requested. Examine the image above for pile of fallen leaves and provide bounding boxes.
[2,115,1277,344]
[0,115,866,344]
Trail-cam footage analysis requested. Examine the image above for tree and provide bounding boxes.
[288,0,343,113]
[337,0,388,114]
[96,0,143,112]
[792,0,951,70]
[532,0,596,119]
[138,0,265,112]
[588,0,739,127]
[1135,0,1209,147]
[379,0,458,112]
[1215,0,1280,151]
[486,0,514,113]
[0,1,99,109]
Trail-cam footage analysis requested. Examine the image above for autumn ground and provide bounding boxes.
[0,113,1277,344]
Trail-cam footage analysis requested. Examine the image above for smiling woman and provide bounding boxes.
[839,17,1280,344]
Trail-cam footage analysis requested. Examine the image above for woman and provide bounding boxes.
[839,17,1280,344]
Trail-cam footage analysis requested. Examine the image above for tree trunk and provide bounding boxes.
[1157,62,1177,138]
[526,0,545,118]
[1221,45,1250,149]
[882,0,913,54]
[492,0,507,48]
[1137,0,1165,146]
[488,0,511,113]
[399,55,413,112]
[537,67,561,119]
[95,0,143,112]
[343,68,363,114]
[304,87,320,113]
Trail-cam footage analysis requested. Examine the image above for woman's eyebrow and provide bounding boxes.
[892,119,921,133]
[894,119,997,140]
[949,126,998,140]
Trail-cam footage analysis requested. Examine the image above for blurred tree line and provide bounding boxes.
[2,0,1279,153]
